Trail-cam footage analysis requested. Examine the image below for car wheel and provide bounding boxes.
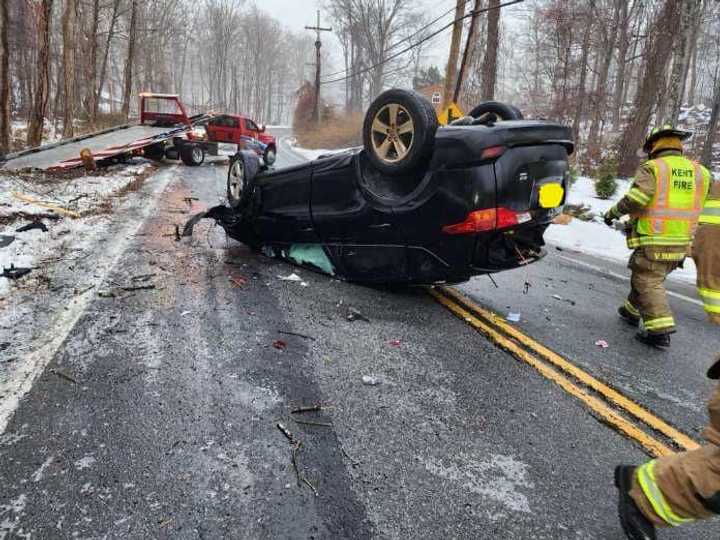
[227,156,248,209]
[180,143,205,166]
[264,146,277,166]
[363,89,438,176]
[468,101,524,121]
[144,143,165,161]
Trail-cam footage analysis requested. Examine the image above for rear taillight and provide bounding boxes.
[442,207,529,235]
[480,145,506,160]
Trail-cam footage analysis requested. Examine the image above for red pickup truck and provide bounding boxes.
[205,114,277,165]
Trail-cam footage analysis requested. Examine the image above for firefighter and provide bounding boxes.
[693,179,720,324]
[614,191,720,539]
[603,125,711,347]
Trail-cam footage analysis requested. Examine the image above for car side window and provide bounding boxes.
[245,119,259,132]
[208,116,223,127]
[226,117,240,129]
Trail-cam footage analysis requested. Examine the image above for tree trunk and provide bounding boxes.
[62,0,78,138]
[442,0,465,109]
[0,0,10,154]
[611,0,631,129]
[481,0,500,101]
[121,0,137,120]
[617,0,680,177]
[666,0,698,124]
[571,8,593,146]
[94,0,121,122]
[587,2,621,163]
[701,71,720,168]
[27,0,53,147]
[83,0,100,125]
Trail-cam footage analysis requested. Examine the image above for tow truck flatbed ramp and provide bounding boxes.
[0,125,179,171]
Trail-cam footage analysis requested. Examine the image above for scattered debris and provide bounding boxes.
[291,404,323,414]
[278,273,303,282]
[552,213,574,225]
[50,368,78,384]
[388,340,401,347]
[347,308,370,323]
[595,339,609,349]
[16,221,48,233]
[293,419,332,428]
[229,276,247,288]
[506,313,521,323]
[272,340,287,351]
[174,224,181,241]
[131,273,156,282]
[278,330,315,341]
[158,518,174,529]
[362,375,381,386]
[98,290,116,298]
[0,235,15,248]
[276,422,296,444]
[2,264,32,280]
[552,294,576,306]
[287,244,335,276]
[120,284,156,292]
[180,310,192,316]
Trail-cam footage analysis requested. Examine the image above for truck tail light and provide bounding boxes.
[442,207,523,235]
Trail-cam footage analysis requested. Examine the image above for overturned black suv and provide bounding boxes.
[198,89,573,285]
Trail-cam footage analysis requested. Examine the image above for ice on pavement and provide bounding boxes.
[546,176,697,284]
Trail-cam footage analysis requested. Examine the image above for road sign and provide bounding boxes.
[438,102,464,125]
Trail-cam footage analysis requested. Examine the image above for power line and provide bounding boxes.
[320,0,524,86]
[321,0,476,81]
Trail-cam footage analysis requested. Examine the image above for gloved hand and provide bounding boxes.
[603,209,618,227]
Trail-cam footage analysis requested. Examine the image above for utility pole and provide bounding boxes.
[305,10,332,124]
[442,0,466,110]
[454,0,482,104]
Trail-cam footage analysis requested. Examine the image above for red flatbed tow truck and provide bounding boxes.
[0,93,276,171]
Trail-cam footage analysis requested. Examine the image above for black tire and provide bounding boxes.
[264,145,277,166]
[144,143,165,161]
[362,89,438,176]
[227,155,250,209]
[180,143,205,166]
[468,101,524,121]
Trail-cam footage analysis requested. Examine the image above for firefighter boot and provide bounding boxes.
[618,306,640,327]
[635,331,671,348]
[615,465,657,540]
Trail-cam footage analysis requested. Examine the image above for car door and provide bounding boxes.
[207,115,232,143]
[311,153,410,282]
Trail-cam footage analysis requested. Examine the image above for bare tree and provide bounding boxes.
[27,0,53,147]
[0,1,10,153]
[617,0,680,176]
[62,0,78,137]
[481,0,501,100]
[121,0,138,119]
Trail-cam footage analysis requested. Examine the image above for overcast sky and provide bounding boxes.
[256,0,459,71]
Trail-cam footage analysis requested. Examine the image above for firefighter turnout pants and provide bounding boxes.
[693,225,720,325]
[625,249,681,334]
[630,383,720,527]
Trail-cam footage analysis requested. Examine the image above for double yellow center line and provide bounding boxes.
[430,285,700,457]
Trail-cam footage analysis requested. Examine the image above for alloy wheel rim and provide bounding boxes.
[192,147,203,162]
[229,160,244,200]
[371,103,415,164]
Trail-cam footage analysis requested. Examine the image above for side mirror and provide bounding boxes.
[261,124,266,132]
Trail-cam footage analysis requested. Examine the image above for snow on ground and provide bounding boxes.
[0,160,157,296]
[546,176,697,284]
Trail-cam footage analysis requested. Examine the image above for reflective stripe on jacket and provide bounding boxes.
[699,181,720,226]
[628,156,710,249]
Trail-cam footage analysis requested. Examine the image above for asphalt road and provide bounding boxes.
[1,136,719,539]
